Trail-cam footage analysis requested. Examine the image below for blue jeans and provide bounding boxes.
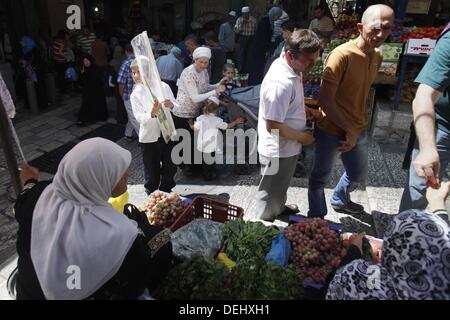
[308,128,369,217]
[399,128,450,212]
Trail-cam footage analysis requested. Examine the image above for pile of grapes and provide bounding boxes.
[285,218,343,284]
[143,191,190,228]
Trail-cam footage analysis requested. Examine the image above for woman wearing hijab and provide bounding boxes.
[15,138,174,300]
[19,36,49,109]
[248,7,283,85]
[173,46,228,172]
[77,55,108,125]
[326,182,450,300]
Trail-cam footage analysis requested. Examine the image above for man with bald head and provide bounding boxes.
[308,5,394,218]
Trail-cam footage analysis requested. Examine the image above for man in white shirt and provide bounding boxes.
[309,5,334,46]
[156,46,183,96]
[253,29,321,222]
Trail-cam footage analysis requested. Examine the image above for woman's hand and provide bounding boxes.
[219,77,229,85]
[151,100,161,117]
[349,232,366,254]
[426,181,450,212]
[162,99,173,109]
[215,85,226,95]
[235,116,244,124]
[19,163,40,186]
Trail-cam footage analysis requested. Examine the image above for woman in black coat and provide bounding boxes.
[247,7,283,86]
[15,138,174,300]
[77,55,108,125]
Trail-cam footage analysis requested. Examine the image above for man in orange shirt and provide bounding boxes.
[307,5,394,218]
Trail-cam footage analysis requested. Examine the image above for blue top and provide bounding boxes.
[117,56,135,101]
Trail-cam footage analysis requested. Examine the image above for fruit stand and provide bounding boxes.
[137,191,382,300]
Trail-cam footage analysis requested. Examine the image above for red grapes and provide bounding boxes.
[285,218,342,284]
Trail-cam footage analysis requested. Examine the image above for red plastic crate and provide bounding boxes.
[170,196,244,231]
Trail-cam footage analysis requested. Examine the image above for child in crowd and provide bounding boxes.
[222,63,238,87]
[191,96,244,180]
[130,56,178,195]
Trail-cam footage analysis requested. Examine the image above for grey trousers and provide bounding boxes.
[254,154,299,222]
[124,99,140,138]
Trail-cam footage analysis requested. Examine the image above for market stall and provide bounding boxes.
[114,190,383,300]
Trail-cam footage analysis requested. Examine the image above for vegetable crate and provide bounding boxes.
[170,196,244,231]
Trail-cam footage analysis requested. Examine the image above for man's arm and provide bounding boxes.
[412,83,443,184]
[118,84,125,97]
[266,120,315,145]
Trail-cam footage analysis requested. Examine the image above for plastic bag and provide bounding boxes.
[65,67,78,81]
[171,219,224,261]
[265,232,291,266]
[108,191,129,213]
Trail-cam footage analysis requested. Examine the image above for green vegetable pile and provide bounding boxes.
[227,259,303,300]
[156,257,303,300]
[154,256,229,300]
[223,220,280,261]
[155,220,304,300]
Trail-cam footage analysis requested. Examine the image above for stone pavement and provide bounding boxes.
[1,93,447,299]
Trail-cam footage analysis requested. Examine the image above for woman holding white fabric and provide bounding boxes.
[173,46,228,171]
[14,138,173,300]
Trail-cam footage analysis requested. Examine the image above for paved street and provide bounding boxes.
[1,93,448,299]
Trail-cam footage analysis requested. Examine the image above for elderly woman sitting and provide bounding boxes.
[15,138,173,300]
[326,182,450,300]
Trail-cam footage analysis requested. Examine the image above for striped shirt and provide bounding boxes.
[235,16,257,36]
[53,39,66,64]
[117,56,135,101]
[77,33,96,54]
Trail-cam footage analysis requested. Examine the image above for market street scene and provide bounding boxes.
[0,0,449,303]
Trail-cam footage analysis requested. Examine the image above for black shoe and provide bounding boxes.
[76,121,86,126]
[125,136,136,141]
[331,202,365,214]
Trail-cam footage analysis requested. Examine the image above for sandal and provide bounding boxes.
[281,204,300,215]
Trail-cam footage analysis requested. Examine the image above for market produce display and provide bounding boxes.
[155,256,230,300]
[389,65,421,103]
[304,58,323,98]
[334,13,359,40]
[401,26,445,42]
[156,256,304,300]
[142,191,190,228]
[226,259,304,300]
[285,218,342,284]
[222,220,280,262]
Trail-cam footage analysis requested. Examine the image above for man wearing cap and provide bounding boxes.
[235,6,257,73]
[219,11,236,59]
[156,46,184,96]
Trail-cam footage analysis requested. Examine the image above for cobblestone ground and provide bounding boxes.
[1,94,449,299]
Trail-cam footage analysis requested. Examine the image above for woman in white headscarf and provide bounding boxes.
[14,138,173,300]
[173,46,228,171]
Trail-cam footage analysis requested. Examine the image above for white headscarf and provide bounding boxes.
[193,47,211,60]
[30,138,139,300]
